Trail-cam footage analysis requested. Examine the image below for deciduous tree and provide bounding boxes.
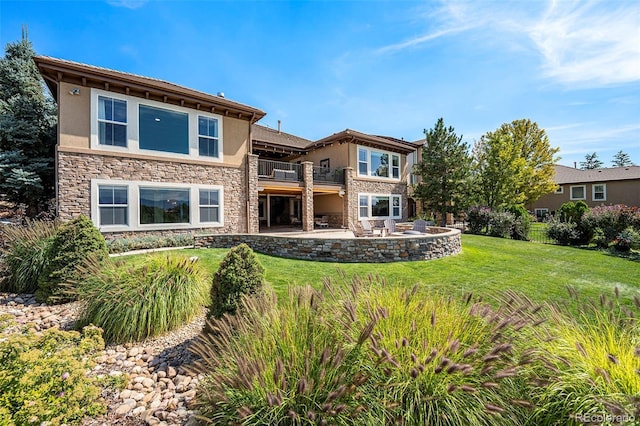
[413,118,472,225]
[471,119,559,208]
[0,35,57,216]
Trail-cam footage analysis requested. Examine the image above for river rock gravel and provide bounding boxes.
[0,292,208,425]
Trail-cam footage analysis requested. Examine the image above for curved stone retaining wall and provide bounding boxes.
[194,228,461,263]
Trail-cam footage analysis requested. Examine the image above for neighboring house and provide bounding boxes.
[35,56,416,236]
[529,164,640,218]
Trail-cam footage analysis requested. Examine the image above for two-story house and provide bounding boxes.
[36,56,416,237]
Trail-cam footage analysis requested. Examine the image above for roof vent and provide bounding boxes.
[217,92,225,98]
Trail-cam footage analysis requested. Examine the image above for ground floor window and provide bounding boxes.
[358,194,402,219]
[570,185,586,200]
[534,208,549,220]
[91,179,223,231]
[592,183,606,201]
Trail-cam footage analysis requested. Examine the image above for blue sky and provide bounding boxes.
[1,0,639,167]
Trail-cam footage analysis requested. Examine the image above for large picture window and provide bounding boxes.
[139,105,189,154]
[198,116,219,158]
[98,96,127,147]
[98,185,128,226]
[358,194,402,219]
[357,146,400,180]
[139,188,190,224]
[570,185,586,200]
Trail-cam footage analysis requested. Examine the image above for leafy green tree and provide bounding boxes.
[611,150,633,167]
[579,152,603,169]
[471,119,559,208]
[0,36,57,216]
[413,118,472,225]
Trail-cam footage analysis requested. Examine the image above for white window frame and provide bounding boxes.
[534,208,549,219]
[97,185,129,226]
[199,188,221,223]
[570,185,586,200]
[356,145,401,181]
[592,183,606,201]
[555,186,564,194]
[97,95,128,147]
[357,193,402,219]
[90,88,224,162]
[91,179,224,232]
[197,115,220,158]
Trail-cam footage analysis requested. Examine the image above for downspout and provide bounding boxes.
[246,113,255,233]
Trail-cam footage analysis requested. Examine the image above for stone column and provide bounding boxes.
[302,161,314,232]
[343,167,354,229]
[247,154,259,234]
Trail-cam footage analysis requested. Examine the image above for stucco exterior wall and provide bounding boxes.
[530,180,640,212]
[300,143,349,170]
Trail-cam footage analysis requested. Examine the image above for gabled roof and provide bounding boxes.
[554,164,640,184]
[309,129,416,154]
[34,56,266,123]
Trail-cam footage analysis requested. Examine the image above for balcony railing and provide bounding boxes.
[258,159,302,182]
[313,167,344,184]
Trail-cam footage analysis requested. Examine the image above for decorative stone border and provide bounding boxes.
[194,227,461,263]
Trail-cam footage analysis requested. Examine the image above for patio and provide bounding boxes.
[194,226,461,263]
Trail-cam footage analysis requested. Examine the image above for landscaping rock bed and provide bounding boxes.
[0,292,205,426]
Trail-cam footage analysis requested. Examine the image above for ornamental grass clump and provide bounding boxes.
[526,287,640,424]
[0,318,105,425]
[75,255,208,343]
[190,274,545,425]
[0,219,58,293]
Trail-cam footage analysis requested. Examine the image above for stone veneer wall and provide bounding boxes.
[194,228,461,263]
[57,151,248,237]
[348,178,410,225]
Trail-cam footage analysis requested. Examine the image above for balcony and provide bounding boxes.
[258,159,302,182]
[313,166,344,185]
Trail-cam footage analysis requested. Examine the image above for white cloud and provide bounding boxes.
[375,26,474,55]
[529,0,640,86]
[106,0,148,9]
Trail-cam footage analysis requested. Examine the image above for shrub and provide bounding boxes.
[526,288,640,424]
[208,243,265,320]
[76,255,208,343]
[487,211,516,238]
[191,277,544,425]
[613,227,640,252]
[467,206,491,234]
[558,200,589,224]
[0,220,58,293]
[0,319,106,425]
[506,205,531,241]
[546,217,579,245]
[582,205,639,248]
[36,215,108,304]
[106,233,194,254]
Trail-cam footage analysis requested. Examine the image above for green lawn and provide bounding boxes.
[163,234,639,310]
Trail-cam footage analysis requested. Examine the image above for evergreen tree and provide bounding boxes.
[471,119,559,208]
[0,35,57,216]
[579,152,603,170]
[413,118,472,225]
[611,150,633,167]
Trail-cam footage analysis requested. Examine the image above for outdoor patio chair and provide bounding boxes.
[352,222,373,237]
[315,215,329,228]
[384,218,397,234]
[403,219,427,235]
[361,219,382,236]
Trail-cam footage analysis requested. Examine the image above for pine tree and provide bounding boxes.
[413,118,472,225]
[611,150,633,167]
[579,152,603,170]
[0,34,57,216]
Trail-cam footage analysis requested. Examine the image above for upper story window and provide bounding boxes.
[198,116,219,157]
[570,185,586,200]
[98,96,127,147]
[139,105,189,154]
[357,146,400,180]
[592,184,606,201]
[91,89,223,162]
